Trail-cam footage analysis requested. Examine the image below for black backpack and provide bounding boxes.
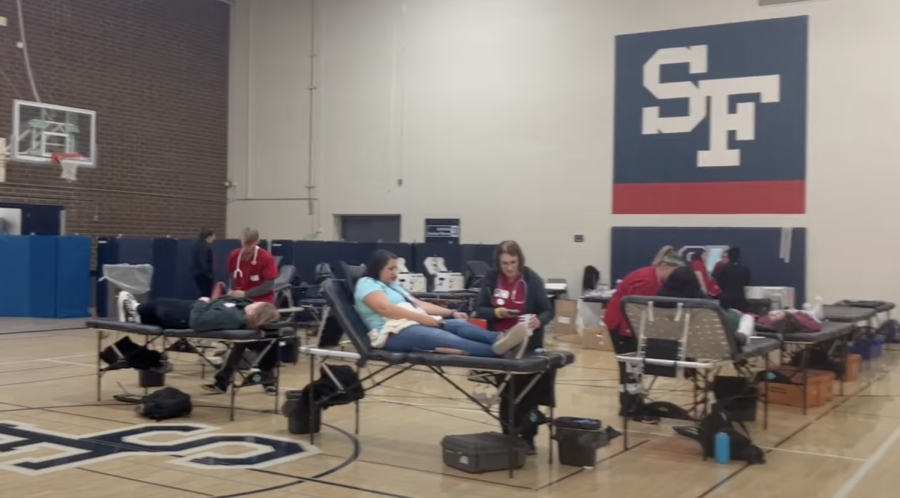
[137,387,193,421]
[698,403,765,464]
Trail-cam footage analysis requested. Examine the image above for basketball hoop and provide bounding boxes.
[52,153,84,182]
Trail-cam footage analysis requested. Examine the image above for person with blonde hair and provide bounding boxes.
[603,245,683,424]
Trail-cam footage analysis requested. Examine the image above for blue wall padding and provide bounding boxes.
[96,237,155,317]
[56,236,92,318]
[0,236,58,318]
[213,239,240,284]
[412,243,463,274]
[461,244,496,267]
[271,240,295,266]
[610,227,807,305]
[172,239,199,300]
[294,241,367,281]
[151,238,178,300]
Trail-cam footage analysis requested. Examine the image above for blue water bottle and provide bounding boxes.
[715,432,731,464]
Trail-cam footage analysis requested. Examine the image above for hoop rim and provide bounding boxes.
[51,152,86,164]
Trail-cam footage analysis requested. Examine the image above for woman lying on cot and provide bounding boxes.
[116,290,282,395]
[354,250,530,358]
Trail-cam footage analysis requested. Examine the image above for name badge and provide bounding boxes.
[250,275,260,282]
[224,302,236,308]
[494,288,510,299]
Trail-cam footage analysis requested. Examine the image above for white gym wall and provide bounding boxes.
[228,0,900,303]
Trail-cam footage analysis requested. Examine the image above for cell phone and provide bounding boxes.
[507,310,521,316]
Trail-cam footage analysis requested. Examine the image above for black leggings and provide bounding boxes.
[138,299,192,329]
[609,330,641,416]
[498,369,556,443]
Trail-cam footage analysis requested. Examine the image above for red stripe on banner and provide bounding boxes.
[613,181,805,214]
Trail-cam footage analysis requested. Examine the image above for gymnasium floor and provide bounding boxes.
[0,318,896,498]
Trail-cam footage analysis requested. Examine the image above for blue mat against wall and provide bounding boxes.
[610,227,807,305]
[0,236,58,318]
[271,240,295,267]
[56,236,92,318]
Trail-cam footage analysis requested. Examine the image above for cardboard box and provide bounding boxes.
[764,367,835,408]
[581,326,614,352]
[839,353,862,382]
[553,300,578,336]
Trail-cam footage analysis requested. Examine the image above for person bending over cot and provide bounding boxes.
[354,250,529,358]
[604,245,683,425]
[116,291,282,395]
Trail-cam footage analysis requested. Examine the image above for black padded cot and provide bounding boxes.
[755,321,854,414]
[298,278,575,477]
[821,305,877,324]
[86,319,295,420]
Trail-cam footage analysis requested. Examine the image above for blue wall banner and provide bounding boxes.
[613,17,809,214]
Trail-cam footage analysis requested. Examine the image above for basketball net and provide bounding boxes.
[52,153,83,182]
[60,160,79,182]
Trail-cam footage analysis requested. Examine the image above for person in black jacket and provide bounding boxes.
[116,290,282,395]
[715,247,752,312]
[191,228,216,298]
[474,240,555,455]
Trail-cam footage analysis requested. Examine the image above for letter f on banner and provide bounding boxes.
[641,45,781,168]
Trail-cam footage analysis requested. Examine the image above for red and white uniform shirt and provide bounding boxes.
[227,246,278,304]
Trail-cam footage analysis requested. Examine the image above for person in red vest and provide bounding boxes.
[202,227,281,396]
[604,245,683,424]
[689,249,720,297]
[227,227,279,304]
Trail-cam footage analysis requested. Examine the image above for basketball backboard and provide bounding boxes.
[12,100,97,167]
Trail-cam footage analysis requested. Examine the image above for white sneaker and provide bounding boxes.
[117,291,140,323]
[492,323,529,356]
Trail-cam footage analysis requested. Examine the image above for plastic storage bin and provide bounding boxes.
[554,417,606,468]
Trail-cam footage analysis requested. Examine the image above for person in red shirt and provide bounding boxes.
[227,227,279,305]
[689,250,720,297]
[604,245,683,424]
[203,227,281,396]
[475,240,554,455]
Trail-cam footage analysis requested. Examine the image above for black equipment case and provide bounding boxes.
[440,432,527,474]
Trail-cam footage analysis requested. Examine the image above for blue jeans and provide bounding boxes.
[383,319,498,357]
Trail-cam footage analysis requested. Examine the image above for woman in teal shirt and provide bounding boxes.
[354,250,529,357]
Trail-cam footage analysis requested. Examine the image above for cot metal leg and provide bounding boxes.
[763,353,770,430]
[96,330,102,402]
[548,405,554,465]
[508,379,517,479]
[230,382,237,421]
[143,334,151,397]
[801,349,810,416]
[840,337,848,396]
[274,358,281,415]
[309,353,316,446]
[354,365,361,435]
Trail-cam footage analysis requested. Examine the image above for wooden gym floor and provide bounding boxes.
[0,317,897,498]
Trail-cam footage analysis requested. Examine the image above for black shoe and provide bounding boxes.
[631,413,661,425]
[201,382,227,394]
[524,438,537,456]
